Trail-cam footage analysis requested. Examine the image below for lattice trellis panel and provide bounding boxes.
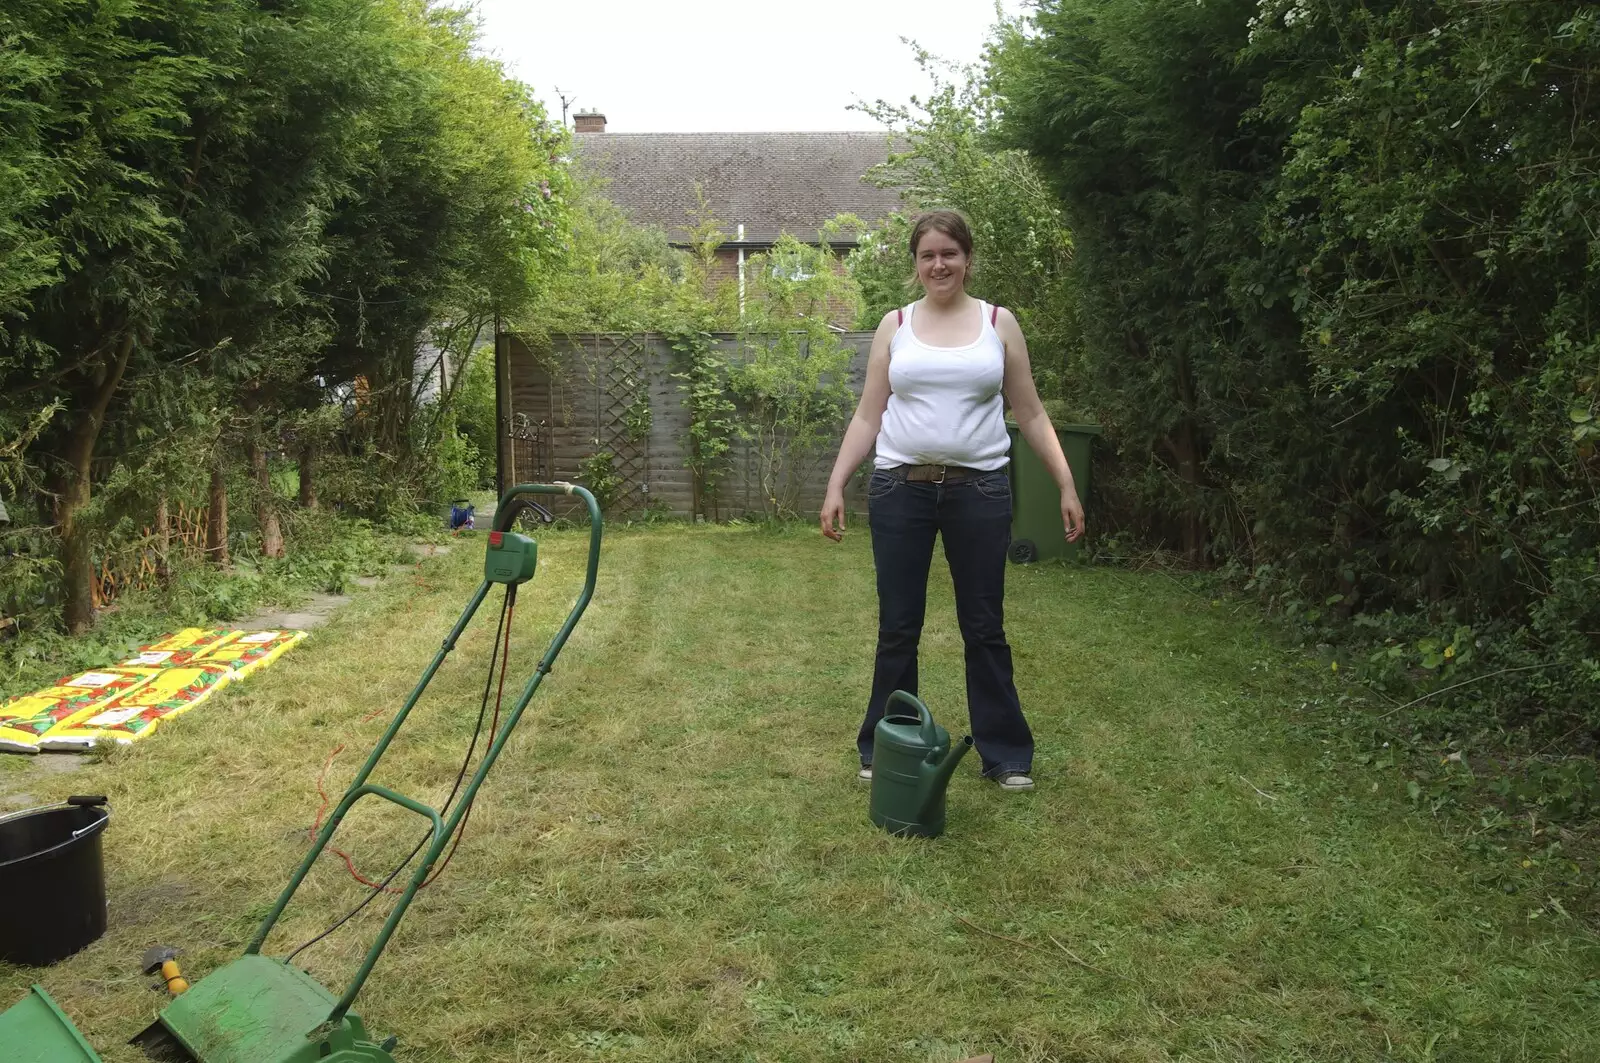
[509,411,551,484]
[507,330,875,519]
[511,335,654,516]
[590,334,651,515]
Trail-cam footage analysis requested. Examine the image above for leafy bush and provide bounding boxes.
[422,409,486,504]
[0,0,568,634]
[994,0,1600,746]
[451,347,499,480]
[0,503,416,699]
[577,450,625,513]
[733,237,860,520]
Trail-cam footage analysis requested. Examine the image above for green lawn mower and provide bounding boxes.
[9,483,601,1063]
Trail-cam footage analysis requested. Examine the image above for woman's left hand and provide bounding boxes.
[1061,488,1085,543]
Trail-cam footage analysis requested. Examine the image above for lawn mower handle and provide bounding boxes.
[492,481,591,533]
[245,482,602,1025]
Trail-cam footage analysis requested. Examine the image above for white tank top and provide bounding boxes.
[874,299,1010,471]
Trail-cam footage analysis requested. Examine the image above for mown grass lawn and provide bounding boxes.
[3,523,1597,1062]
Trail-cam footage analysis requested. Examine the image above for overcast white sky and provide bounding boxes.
[466,0,1029,132]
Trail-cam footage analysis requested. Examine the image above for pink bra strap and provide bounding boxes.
[990,303,999,325]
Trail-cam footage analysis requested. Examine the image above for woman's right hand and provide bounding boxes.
[818,312,897,544]
[820,487,846,542]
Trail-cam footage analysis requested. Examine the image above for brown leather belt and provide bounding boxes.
[882,463,986,483]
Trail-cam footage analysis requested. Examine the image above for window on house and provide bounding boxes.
[769,249,813,282]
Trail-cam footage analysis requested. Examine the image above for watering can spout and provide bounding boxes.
[918,735,973,819]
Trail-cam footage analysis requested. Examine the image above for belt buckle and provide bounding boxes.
[930,463,946,484]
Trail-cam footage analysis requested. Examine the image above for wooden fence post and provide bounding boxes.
[495,317,513,497]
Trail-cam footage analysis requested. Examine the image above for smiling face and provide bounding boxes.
[913,227,970,296]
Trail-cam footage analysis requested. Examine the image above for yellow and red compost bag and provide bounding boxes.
[186,629,306,679]
[38,664,233,749]
[122,628,306,679]
[120,628,242,668]
[0,627,307,755]
[0,668,157,753]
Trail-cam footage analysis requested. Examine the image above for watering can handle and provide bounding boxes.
[885,690,937,745]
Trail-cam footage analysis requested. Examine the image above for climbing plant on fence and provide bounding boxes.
[731,236,861,520]
[667,330,737,522]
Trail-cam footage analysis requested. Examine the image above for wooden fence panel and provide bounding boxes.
[505,331,874,520]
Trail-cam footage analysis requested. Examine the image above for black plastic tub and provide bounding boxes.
[0,796,110,966]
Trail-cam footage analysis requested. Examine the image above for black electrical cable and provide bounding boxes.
[286,585,516,965]
[285,589,511,963]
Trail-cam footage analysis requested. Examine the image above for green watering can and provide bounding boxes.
[869,691,973,838]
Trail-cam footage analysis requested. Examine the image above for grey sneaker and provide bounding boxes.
[996,771,1034,791]
[858,765,873,782]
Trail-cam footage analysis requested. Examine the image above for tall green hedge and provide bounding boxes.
[996,0,1600,739]
[1,0,567,633]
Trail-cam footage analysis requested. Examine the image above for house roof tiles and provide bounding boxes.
[572,131,907,246]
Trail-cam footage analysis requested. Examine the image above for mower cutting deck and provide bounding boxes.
[131,955,390,1062]
[124,483,602,1063]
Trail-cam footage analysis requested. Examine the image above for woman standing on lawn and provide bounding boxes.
[819,209,1084,792]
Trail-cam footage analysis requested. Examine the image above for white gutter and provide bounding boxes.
[736,223,746,316]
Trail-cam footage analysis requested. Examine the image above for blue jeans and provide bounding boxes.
[857,468,1033,778]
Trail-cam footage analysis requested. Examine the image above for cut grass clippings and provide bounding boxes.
[2,523,1597,1062]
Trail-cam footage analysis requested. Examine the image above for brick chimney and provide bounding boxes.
[573,109,606,133]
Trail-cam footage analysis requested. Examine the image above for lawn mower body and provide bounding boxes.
[136,955,390,1063]
[133,483,601,1063]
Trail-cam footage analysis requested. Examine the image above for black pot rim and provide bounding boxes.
[0,804,110,871]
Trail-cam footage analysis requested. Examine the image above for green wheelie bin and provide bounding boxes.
[1004,419,1101,564]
